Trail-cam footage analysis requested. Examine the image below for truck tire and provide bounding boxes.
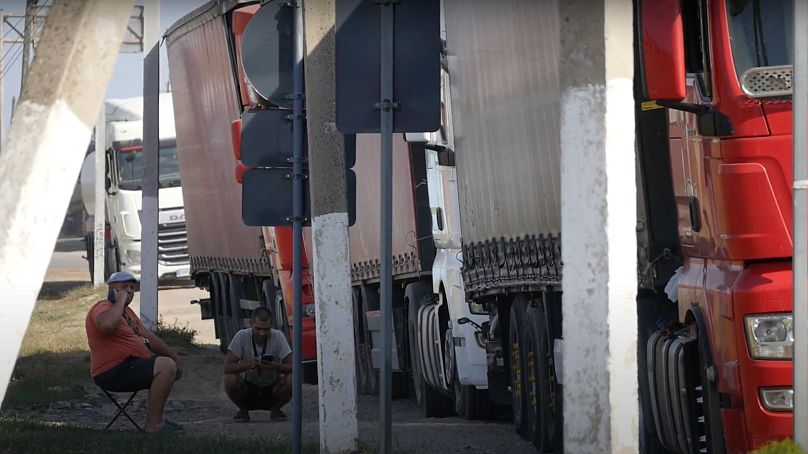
[104,241,119,281]
[211,273,230,354]
[526,303,561,452]
[85,235,94,282]
[508,300,529,437]
[352,288,375,395]
[452,362,489,420]
[406,282,452,417]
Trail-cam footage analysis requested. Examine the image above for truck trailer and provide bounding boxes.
[164,2,319,373]
[165,0,490,416]
[79,94,189,282]
[441,0,798,452]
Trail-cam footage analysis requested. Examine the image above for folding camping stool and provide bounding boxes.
[101,388,144,432]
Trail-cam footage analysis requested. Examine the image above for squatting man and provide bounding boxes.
[224,307,292,422]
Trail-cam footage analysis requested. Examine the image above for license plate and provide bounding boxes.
[176,268,190,278]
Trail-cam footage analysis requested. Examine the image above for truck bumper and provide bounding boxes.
[731,358,791,452]
[729,261,794,452]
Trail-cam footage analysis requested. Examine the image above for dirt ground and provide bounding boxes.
[15,240,537,453]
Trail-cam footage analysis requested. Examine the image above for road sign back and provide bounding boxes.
[335,0,441,133]
[241,1,295,108]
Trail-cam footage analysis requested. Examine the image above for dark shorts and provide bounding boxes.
[93,356,156,392]
[244,381,277,410]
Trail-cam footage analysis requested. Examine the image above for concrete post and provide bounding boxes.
[93,109,106,287]
[139,43,160,330]
[20,0,36,89]
[793,0,808,447]
[303,0,359,452]
[143,0,160,52]
[559,0,638,452]
[0,0,133,406]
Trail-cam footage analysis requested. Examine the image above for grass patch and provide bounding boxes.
[4,286,105,409]
[0,418,318,453]
[20,285,104,357]
[753,439,807,454]
[154,318,198,349]
[3,352,92,409]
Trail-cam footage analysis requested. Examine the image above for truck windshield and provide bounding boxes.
[116,144,182,191]
[726,0,793,78]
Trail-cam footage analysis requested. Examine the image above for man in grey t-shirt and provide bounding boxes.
[224,307,292,422]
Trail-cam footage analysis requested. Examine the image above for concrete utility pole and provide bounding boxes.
[0,0,133,406]
[136,0,160,330]
[20,0,36,89]
[0,10,5,147]
[560,0,638,452]
[303,1,359,452]
[93,109,105,287]
[793,0,808,448]
[143,0,160,52]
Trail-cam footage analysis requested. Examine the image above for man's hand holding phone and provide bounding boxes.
[261,354,276,370]
[113,288,126,304]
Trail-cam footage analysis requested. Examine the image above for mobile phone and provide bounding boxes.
[107,288,116,302]
[261,354,274,364]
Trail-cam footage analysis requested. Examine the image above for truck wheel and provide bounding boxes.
[526,303,561,452]
[211,273,230,354]
[274,290,290,342]
[103,242,119,281]
[508,300,529,437]
[85,235,94,282]
[452,362,488,420]
[353,289,375,395]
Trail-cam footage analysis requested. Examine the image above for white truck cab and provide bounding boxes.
[405,46,488,401]
[80,93,189,281]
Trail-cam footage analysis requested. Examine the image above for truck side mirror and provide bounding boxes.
[640,0,686,101]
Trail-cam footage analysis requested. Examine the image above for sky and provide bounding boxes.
[0,0,208,139]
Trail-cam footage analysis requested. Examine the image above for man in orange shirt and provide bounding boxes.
[85,271,183,433]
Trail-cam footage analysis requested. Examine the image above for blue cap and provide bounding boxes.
[107,271,138,285]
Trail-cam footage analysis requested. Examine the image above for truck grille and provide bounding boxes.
[158,222,189,266]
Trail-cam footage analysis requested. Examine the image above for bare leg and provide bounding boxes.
[271,374,292,411]
[224,373,249,411]
[145,356,177,432]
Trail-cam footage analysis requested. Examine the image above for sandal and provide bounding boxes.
[233,410,251,423]
[270,410,287,421]
[164,419,183,431]
[156,422,182,433]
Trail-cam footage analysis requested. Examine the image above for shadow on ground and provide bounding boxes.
[38,281,92,301]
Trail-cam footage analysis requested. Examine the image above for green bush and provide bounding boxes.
[154,317,198,348]
[753,439,807,454]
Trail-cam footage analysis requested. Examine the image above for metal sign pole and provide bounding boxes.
[292,1,305,453]
[379,1,394,453]
[794,0,808,448]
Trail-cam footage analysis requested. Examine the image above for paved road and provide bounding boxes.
[43,238,217,345]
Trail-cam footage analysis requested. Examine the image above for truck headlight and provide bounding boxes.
[745,314,793,359]
[126,250,141,264]
[469,301,487,315]
[303,303,316,318]
[760,387,793,412]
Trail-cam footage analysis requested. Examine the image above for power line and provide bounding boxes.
[1,44,23,80]
[0,16,25,43]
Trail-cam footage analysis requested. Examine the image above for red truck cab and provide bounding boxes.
[642,0,794,451]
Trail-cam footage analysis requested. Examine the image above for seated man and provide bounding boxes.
[85,271,183,433]
[224,307,292,422]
